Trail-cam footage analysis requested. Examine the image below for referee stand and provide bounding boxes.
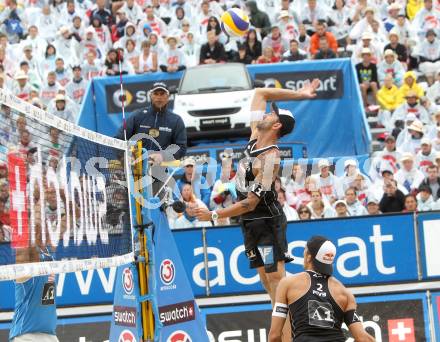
[109,145,209,341]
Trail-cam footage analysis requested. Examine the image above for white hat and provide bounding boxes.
[421,138,432,145]
[387,3,401,11]
[366,194,379,204]
[334,199,347,207]
[55,94,66,102]
[58,26,70,35]
[400,152,414,162]
[361,47,372,55]
[318,159,330,169]
[182,157,196,167]
[362,32,374,40]
[407,120,424,133]
[166,34,180,44]
[14,71,28,80]
[384,49,396,57]
[278,10,290,20]
[344,159,357,168]
[85,26,95,34]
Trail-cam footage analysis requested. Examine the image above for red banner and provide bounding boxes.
[7,152,29,248]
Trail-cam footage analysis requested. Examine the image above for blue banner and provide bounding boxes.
[150,204,209,341]
[109,263,143,342]
[432,292,440,340]
[201,292,431,342]
[416,211,440,279]
[174,213,418,296]
[79,59,370,159]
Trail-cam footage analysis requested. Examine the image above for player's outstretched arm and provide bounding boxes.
[195,149,278,221]
[268,277,290,342]
[249,80,320,140]
[345,292,376,342]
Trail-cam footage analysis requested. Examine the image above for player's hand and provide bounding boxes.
[195,208,212,221]
[298,79,320,98]
[149,153,163,165]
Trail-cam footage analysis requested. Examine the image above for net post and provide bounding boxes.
[133,142,156,341]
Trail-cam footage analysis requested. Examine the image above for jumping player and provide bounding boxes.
[196,81,319,304]
[268,236,375,342]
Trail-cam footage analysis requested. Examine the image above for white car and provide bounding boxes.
[173,63,259,141]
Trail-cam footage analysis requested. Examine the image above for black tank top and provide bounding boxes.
[289,271,346,342]
[236,139,282,220]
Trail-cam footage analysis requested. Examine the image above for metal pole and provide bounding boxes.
[412,211,423,281]
[202,226,211,296]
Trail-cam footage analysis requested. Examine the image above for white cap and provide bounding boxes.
[318,159,330,169]
[421,138,431,145]
[362,31,374,40]
[334,199,347,207]
[400,152,414,162]
[344,159,357,168]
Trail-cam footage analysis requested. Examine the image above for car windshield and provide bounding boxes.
[179,64,252,95]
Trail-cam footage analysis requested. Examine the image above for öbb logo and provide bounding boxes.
[167,330,192,342]
[160,259,176,285]
[122,267,134,295]
[118,329,136,342]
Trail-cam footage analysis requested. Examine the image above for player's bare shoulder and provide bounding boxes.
[328,276,351,310]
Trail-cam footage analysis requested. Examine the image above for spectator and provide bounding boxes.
[334,200,350,218]
[277,11,298,42]
[79,27,104,61]
[383,29,408,63]
[297,204,312,220]
[355,48,378,107]
[12,71,31,101]
[378,49,405,86]
[120,0,143,25]
[366,196,381,215]
[412,0,440,40]
[312,159,341,203]
[417,185,436,211]
[416,138,436,174]
[199,30,226,64]
[124,39,140,70]
[403,193,418,212]
[353,31,382,64]
[417,29,440,75]
[175,157,210,208]
[210,156,236,226]
[38,44,57,82]
[89,0,113,28]
[397,71,425,104]
[329,0,351,47]
[314,36,337,60]
[21,45,39,74]
[345,187,368,216]
[395,153,425,193]
[244,28,262,62]
[307,190,335,219]
[53,57,71,87]
[427,70,440,105]
[310,22,338,56]
[377,75,400,129]
[299,0,328,36]
[181,32,201,68]
[233,43,253,64]
[419,164,440,200]
[390,91,430,130]
[245,1,272,37]
[380,179,406,213]
[172,183,211,229]
[53,94,75,122]
[398,119,425,154]
[82,51,103,80]
[40,71,60,107]
[282,39,307,62]
[168,6,188,33]
[159,35,186,72]
[262,25,289,60]
[297,23,311,53]
[277,190,299,221]
[205,16,227,45]
[137,41,158,74]
[256,46,280,64]
[66,65,86,105]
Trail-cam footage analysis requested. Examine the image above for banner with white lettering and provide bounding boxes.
[174,213,418,296]
[417,212,440,279]
[109,264,143,342]
[150,207,209,341]
[203,292,431,342]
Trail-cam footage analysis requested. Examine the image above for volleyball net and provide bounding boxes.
[0,89,134,281]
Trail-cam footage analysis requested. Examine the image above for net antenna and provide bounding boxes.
[118,50,128,142]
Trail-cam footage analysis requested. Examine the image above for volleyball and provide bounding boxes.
[220,8,250,37]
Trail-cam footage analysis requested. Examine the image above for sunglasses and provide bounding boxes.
[299,210,309,214]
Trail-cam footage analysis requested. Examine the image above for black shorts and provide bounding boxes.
[240,215,287,273]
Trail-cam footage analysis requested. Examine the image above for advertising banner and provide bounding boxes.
[0,315,111,341]
[432,292,440,340]
[150,205,209,341]
[81,59,369,159]
[174,213,418,297]
[202,293,430,342]
[417,211,440,279]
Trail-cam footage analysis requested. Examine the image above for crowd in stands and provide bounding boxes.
[0,0,440,229]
